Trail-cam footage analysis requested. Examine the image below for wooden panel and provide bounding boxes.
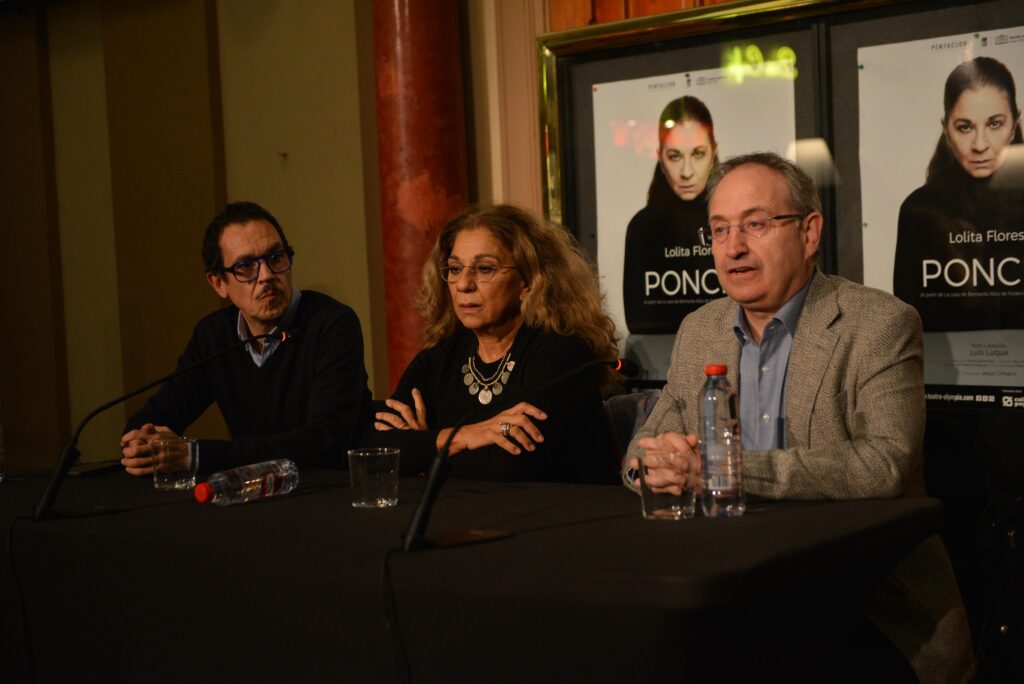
[101,0,227,426]
[47,0,128,463]
[549,0,592,31]
[552,0,703,29]
[0,3,70,470]
[627,0,690,18]
[595,0,628,24]
[495,0,546,215]
[354,0,390,397]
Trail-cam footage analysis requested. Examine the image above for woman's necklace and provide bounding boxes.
[462,350,515,405]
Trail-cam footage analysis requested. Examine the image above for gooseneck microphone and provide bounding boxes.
[33,330,297,521]
[402,357,639,551]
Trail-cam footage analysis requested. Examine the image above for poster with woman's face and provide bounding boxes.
[592,66,797,350]
[858,27,1024,407]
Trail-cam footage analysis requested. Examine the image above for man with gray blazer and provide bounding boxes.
[624,152,972,684]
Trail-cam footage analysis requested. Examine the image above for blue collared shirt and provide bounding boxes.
[237,288,302,367]
[732,273,814,451]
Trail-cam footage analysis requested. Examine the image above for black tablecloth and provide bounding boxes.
[1,470,940,682]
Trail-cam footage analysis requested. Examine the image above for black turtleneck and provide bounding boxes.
[622,164,723,335]
[894,161,1024,332]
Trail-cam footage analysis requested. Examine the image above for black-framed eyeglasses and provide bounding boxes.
[440,262,517,284]
[221,249,295,283]
[698,213,806,247]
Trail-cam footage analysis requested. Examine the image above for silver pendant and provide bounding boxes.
[464,353,515,404]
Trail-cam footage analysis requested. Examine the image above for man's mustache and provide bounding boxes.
[256,285,282,299]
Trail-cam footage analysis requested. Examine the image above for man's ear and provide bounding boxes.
[206,271,230,299]
[803,211,823,259]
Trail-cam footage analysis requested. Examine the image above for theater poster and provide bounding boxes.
[592,65,796,351]
[858,27,1024,410]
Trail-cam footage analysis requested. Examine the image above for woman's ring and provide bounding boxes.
[501,422,511,438]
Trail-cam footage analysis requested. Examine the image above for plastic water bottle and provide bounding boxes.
[699,365,745,517]
[194,459,299,506]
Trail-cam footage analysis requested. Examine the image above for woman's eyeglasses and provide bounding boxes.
[440,262,517,283]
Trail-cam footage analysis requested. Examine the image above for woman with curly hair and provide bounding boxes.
[369,204,620,483]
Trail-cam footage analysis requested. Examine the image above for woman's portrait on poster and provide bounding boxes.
[894,56,1024,332]
[622,96,724,335]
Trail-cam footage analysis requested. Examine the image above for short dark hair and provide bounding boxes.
[927,56,1023,182]
[658,95,717,150]
[706,151,821,216]
[202,201,290,273]
[943,56,1020,124]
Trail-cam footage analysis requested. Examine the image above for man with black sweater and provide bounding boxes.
[120,202,371,474]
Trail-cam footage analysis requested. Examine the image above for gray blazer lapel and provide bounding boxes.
[711,311,740,387]
[785,273,841,447]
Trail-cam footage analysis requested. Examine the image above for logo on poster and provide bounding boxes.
[930,39,969,51]
[990,33,1024,45]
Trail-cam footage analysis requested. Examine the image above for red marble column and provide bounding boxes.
[374,0,469,390]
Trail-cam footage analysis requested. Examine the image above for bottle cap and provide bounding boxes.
[705,364,728,375]
[194,482,214,504]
